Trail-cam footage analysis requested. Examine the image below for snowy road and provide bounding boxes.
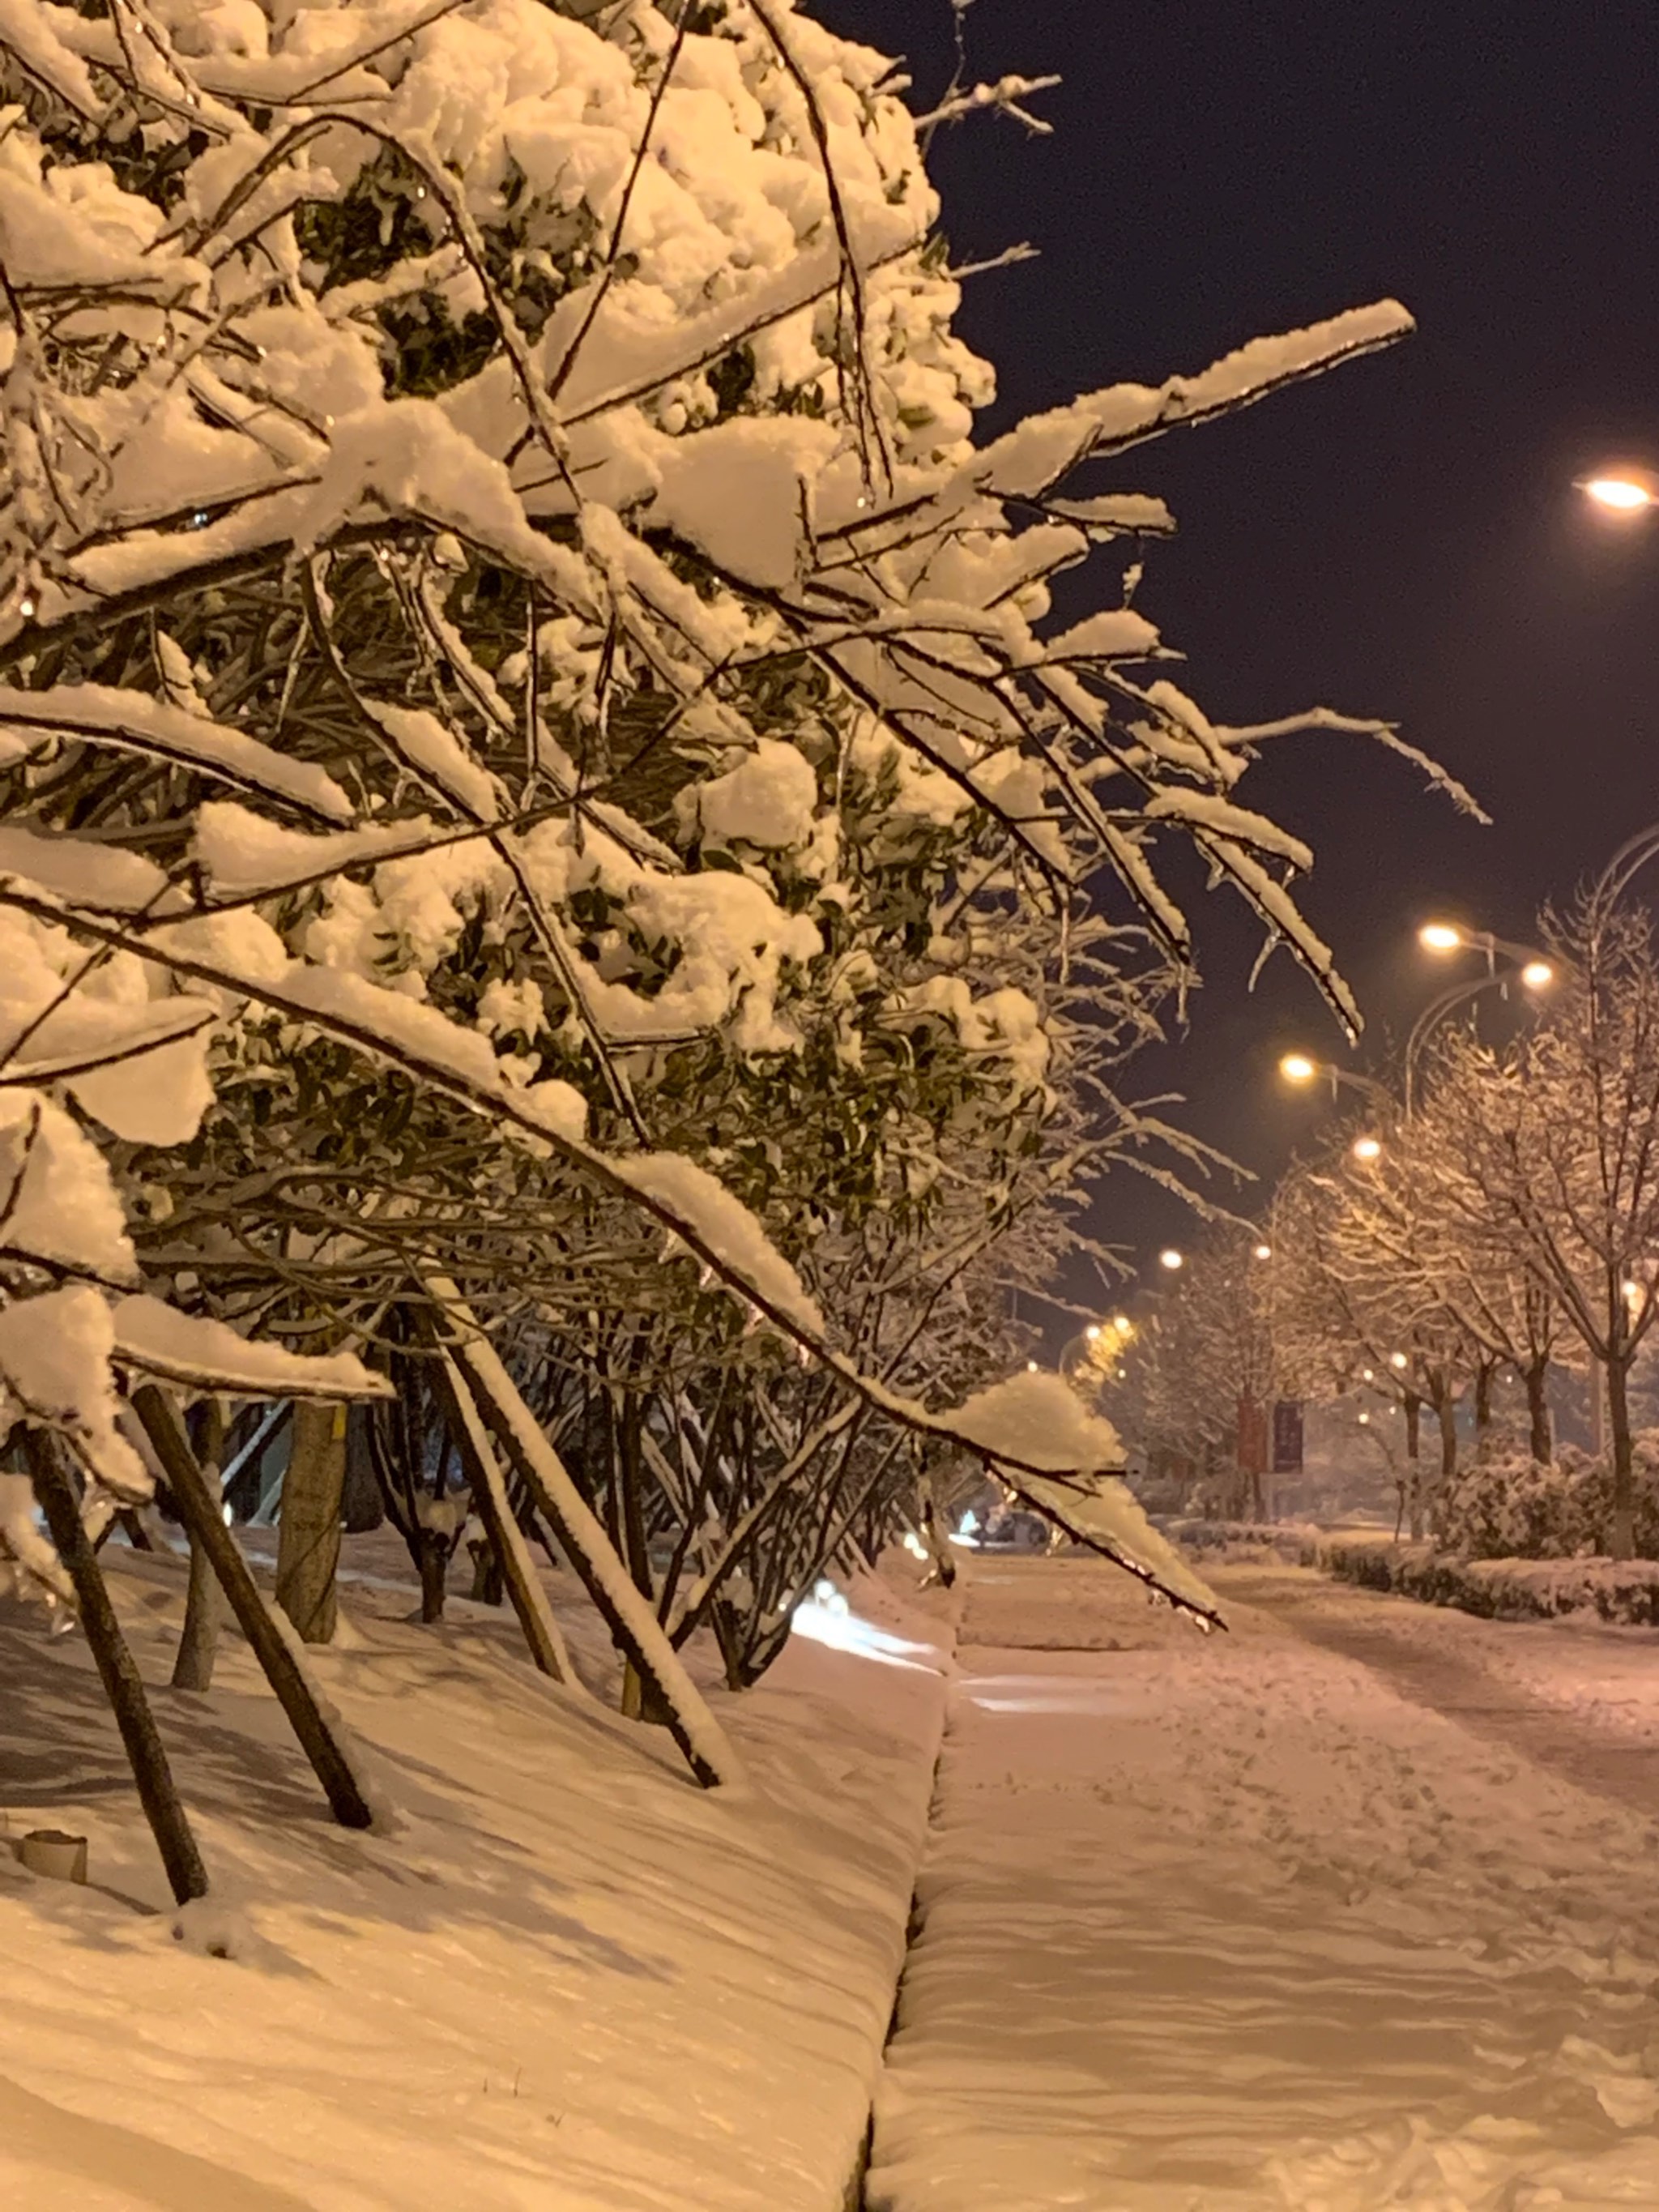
[866,1557,1659,2211]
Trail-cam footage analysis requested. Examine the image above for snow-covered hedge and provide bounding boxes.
[1438,1438,1659,1562]
[1156,1516,1323,1561]
[1317,1536,1659,1626]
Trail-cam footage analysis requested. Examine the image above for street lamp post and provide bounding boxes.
[1418,920,1557,980]
[1402,964,1555,1112]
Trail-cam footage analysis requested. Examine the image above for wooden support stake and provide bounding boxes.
[25,1435,209,1907]
[425,1345,582,1691]
[430,1296,738,1789]
[131,1386,373,1831]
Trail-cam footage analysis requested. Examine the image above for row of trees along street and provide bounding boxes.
[0,0,1441,1902]
[1100,875,1659,1562]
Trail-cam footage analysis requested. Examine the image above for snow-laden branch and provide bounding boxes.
[1,868,1216,1618]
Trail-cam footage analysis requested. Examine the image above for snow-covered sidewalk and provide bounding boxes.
[1229,1562,1659,1817]
[0,1548,951,2211]
[868,1556,1659,2211]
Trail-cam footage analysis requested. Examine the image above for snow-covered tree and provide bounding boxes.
[1265,1134,1478,1535]
[0,0,1426,1866]
[1102,1225,1280,1514]
[1420,897,1659,1558]
[1384,1044,1565,1464]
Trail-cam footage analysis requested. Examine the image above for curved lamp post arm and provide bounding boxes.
[1403,971,1509,1114]
[1597,822,1659,912]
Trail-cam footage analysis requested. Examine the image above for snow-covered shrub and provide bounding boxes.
[0,0,1422,1657]
[1439,1437,1659,1561]
[1318,1536,1659,1626]
[1438,1447,1587,1561]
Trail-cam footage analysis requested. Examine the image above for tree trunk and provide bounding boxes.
[1473,1363,1494,1437]
[132,1386,374,1830]
[919,1474,956,1588]
[277,1400,347,1644]
[25,1433,209,1904]
[1606,1354,1636,1561]
[1404,1393,1422,1461]
[171,1400,227,1693]
[1436,1394,1458,1482]
[1525,1358,1552,1465]
[467,1539,505,1606]
[416,1534,447,1624]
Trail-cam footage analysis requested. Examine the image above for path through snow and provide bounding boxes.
[866,1556,1659,2211]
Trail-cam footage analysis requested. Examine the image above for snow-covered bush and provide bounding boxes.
[1318,1535,1659,1626]
[0,0,1419,1687]
[1439,1437,1659,1561]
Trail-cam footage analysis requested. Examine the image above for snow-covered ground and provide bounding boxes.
[0,1537,952,2211]
[868,1555,1659,2212]
[1226,1561,1659,1816]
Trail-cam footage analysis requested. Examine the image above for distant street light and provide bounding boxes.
[1253,1242,1273,1262]
[1278,1053,1392,1108]
[1520,959,1555,989]
[1158,1248,1183,1271]
[1583,473,1658,512]
[1389,1351,1410,1370]
[1351,1134,1383,1162]
[1418,920,1557,974]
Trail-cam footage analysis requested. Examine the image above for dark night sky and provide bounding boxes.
[820,0,1659,1323]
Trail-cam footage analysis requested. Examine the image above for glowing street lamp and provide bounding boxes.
[1253,1242,1273,1262]
[1389,1351,1410,1370]
[1418,920,1557,974]
[1112,1313,1131,1333]
[1158,1248,1184,1272]
[1279,1052,1392,1108]
[1520,959,1555,990]
[1583,473,1658,513]
[1352,1134,1383,1162]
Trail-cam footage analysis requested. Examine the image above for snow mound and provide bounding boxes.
[947,1369,1125,1473]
